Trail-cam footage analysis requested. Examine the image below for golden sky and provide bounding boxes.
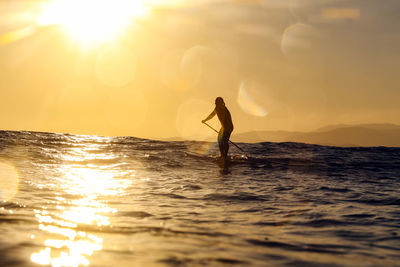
[0,0,399,140]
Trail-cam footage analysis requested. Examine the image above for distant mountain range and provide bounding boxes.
[231,123,400,147]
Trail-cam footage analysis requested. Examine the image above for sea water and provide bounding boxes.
[0,130,399,266]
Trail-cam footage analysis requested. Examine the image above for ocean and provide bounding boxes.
[0,130,399,266]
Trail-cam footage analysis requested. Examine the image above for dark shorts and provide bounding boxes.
[218,128,232,145]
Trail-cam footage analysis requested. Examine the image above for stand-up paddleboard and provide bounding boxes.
[184,152,248,168]
[185,152,277,170]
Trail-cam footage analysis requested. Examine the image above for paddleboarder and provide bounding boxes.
[202,97,234,163]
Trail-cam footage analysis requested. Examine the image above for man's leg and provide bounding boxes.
[218,129,224,158]
[221,131,231,159]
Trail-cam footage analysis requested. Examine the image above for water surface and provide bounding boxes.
[0,130,399,266]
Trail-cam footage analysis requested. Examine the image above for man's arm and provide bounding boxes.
[202,109,216,123]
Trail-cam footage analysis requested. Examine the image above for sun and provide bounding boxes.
[37,0,149,46]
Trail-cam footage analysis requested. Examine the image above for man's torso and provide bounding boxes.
[216,106,233,132]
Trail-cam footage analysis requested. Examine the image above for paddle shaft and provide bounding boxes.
[202,122,247,155]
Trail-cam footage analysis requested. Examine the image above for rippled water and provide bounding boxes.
[0,130,399,266]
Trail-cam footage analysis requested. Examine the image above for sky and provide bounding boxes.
[0,0,399,140]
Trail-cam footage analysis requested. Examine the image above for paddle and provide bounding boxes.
[202,121,248,157]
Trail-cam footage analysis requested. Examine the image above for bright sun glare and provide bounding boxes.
[37,0,149,46]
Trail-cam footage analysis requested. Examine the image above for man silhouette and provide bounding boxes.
[202,97,234,162]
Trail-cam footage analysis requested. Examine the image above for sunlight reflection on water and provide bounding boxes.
[30,144,132,267]
[0,161,19,202]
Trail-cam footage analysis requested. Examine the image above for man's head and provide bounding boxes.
[215,97,225,106]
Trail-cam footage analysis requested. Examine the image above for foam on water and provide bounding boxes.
[0,130,399,266]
